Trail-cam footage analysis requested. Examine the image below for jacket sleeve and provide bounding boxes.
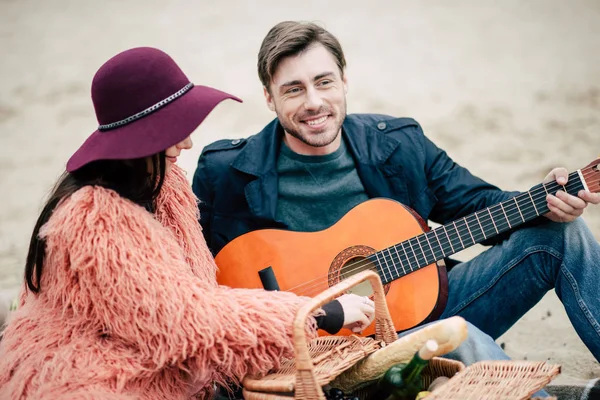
[192,153,215,252]
[41,188,317,388]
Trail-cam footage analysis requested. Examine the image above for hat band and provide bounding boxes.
[98,82,194,131]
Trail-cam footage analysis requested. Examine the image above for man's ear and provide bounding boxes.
[342,69,348,94]
[263,86,275,112]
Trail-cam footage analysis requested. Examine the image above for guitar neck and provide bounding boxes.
[374,170,587,285]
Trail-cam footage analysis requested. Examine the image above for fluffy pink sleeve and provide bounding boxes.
[39,186,316,391]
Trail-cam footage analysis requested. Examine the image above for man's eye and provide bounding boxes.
[286,88,301,94]
[319,80,332,86]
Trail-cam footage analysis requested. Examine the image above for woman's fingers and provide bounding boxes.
[361,301,375,321]
[337,294,376,332]
[351,314,371,333]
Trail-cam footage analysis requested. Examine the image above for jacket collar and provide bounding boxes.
[229,115,403,221]
[230,115,402,176]
[230,119,282,222]
[342,115,402,166]
[231,118,282,177]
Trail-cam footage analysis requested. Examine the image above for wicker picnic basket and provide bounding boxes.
[425,360,561,400]
[241,269,561,399]
[241,270,465,400]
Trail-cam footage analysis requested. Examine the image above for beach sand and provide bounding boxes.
[1,0,599,381]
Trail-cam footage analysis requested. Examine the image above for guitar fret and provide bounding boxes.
[433,228,446,257]
[371,252,383,279]
[528,190,540,216]
[380,251,389,278]
[453,221,465,248]
[386,247,398,278]
[414,238,425,266]
[542,182,549,196]
[415,236,427,265]
[401,242,412,267]
[499,203,511,228]
[407,239,419,270]
[442,225,455,253]
[514,197,525,223]
[423,232,436,260]
[488,208,499,234]
[385,249,394,276]
[393,245,407,275]
[474,212,487,239]
[463,218,475,244]
[373,252,388,280]
[465,215,482,242]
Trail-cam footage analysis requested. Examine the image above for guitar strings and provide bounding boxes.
[297,171,600,297]
[291,174,600,297]
[378,170,599,267]
[290,181,570,296]
[287,168,600,297]
[374,174,586,271]
[290,171,600,296]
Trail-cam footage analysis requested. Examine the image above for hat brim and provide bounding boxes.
[66,85,242,172]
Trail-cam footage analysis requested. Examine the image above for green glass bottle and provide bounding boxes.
[371,339,438,400]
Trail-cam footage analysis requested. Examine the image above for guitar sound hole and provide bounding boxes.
[339,257,376,297]
[329,245,390,297]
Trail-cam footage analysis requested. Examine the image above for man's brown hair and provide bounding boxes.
[257,21,346,91]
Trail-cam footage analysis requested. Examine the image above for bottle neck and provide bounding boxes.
[401,353,429,384]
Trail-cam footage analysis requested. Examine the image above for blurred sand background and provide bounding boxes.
[1,0,599,382]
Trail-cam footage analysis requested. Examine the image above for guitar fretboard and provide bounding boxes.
[371,171,586,285]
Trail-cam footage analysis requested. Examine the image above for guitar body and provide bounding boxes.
[215,198,448,336]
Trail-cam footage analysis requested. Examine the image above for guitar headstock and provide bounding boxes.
[581,158,600,194]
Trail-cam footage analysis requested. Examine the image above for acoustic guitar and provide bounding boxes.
[215,159,600,336]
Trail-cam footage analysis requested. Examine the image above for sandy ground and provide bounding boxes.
[1,0,599,382]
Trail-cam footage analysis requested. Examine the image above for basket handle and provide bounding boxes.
[292,270,397,400]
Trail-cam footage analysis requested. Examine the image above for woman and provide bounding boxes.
[0,47,375,399]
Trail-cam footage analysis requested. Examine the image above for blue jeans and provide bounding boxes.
[440,217,600,361]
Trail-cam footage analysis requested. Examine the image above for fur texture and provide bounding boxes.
[0,166,316,399]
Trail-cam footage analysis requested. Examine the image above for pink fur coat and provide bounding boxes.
[0,166,315,399]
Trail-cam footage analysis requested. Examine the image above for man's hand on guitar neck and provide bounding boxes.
[543,167,600,223]
[337,294,375,334]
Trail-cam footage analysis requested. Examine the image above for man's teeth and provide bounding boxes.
[306,116,327,126]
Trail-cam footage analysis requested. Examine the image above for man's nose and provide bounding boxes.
[304,87,324,110]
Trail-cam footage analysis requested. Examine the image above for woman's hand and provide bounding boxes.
[337,293,375,333]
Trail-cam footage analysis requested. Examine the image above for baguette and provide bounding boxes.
[330,316,468,392]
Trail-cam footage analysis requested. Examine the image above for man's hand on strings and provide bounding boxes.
[543,167,600,223]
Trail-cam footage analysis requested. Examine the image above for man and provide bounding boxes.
[192,21,600,365]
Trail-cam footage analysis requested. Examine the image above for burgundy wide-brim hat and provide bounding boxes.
[67,47,242,172]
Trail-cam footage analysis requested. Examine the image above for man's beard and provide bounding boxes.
[278,103,347,148]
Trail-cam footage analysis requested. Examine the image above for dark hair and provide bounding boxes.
[24,153,166,293]
[257,21,346,91]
